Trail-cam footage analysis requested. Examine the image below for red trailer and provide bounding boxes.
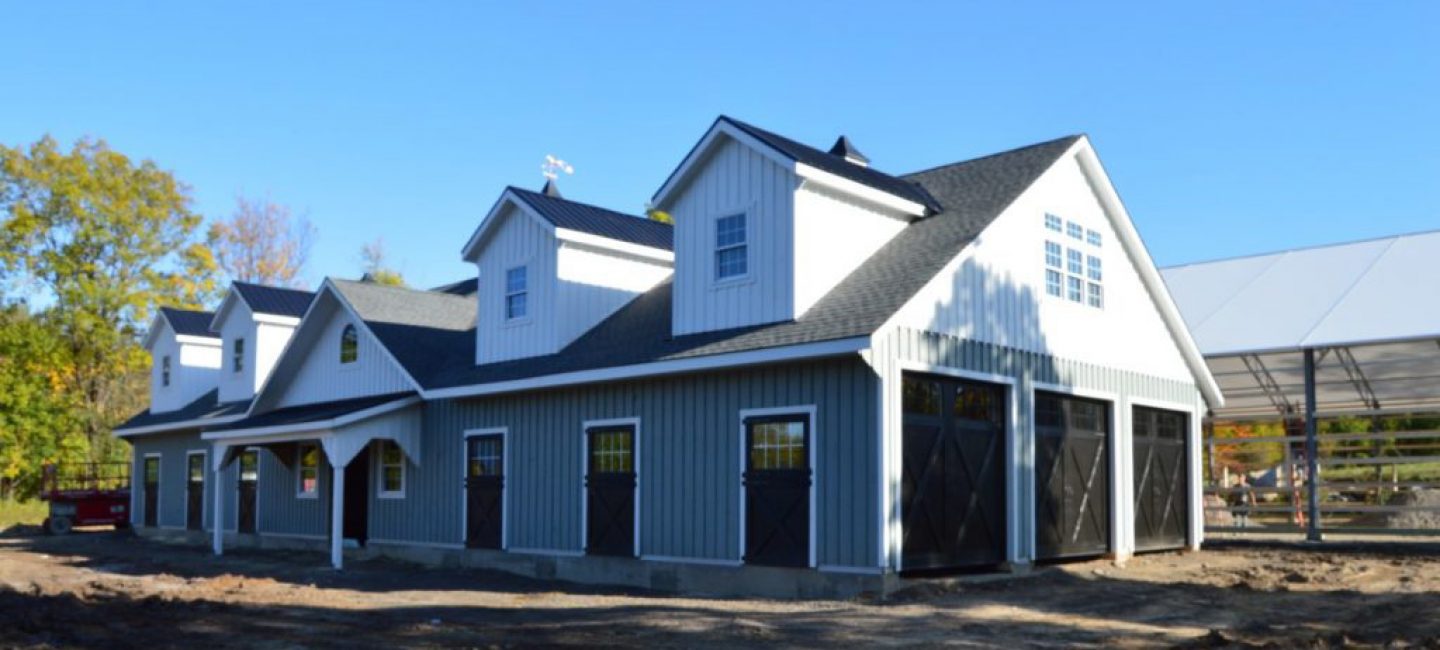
[40,462,131,534]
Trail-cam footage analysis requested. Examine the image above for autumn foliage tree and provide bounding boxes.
[209,196,315,288]
[359,238,405,287]
[0,135,220,494]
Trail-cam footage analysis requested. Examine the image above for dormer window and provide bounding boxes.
[505,266,528,320]
[232,338,245,373]
[715,213,747,280]
[161,356,171,387]
[340,324,358,364]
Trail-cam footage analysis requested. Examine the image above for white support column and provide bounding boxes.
[331,462,345,570]
[212,446,227,556]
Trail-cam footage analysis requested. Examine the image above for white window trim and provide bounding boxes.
[712,211,750,286]
[737,405,817,569]
[185,450,206,530]
[296,442,320,499]
[503,265,530,323]
[580,417,641,557]
[142,453,162,527]
[375,440,407,499]
[461,427,509,550]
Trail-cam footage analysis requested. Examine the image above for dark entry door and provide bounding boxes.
[901,374,1007,572]
[585,425,635,556]
[744,414,811,567]
[237,450,258,534]
[466,435,505,549]
[143,456,159,527]
[186,454,204,531]
[1035,392,1111,560]
[343,446,370,544]
[1133,406,1189,551]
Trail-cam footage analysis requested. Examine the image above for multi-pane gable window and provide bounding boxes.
[161,356,171,387]
[715,213,747,280]
[504,266,527,320]
[297,443,319,497]
[378,440,405,497]
[1043,215,1105,309]
[232,338,245,373]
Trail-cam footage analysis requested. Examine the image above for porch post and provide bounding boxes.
[331,462,345,570]
[212,455,225,556]
[1303,348,1322,542]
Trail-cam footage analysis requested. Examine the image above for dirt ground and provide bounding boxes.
[2,529,1440,649]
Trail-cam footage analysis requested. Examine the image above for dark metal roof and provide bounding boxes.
[114,390,251,434]
[508,187,673,251]
[413,135,1079,391]
[233,282,315,318]
[719,116,941,213]
[828,135,869,164]
[160,307,218,338]
[429,277,479,297]
[206,392,416,433]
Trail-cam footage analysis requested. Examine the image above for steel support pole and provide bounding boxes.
[331,463,345,570]
[1303,348,1322,542]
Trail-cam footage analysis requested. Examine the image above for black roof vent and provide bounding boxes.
[828,136,869,167]
[360,272,377,283]
[541,178,562,198]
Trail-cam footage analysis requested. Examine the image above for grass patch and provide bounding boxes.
[1324,461,1440,483]
[0,498,47,531]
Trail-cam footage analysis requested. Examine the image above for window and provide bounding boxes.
[468,435,504,477]
[747,415,808,471]
[1088,282,1104,308]
[188,454,204,484]
[1044,213,1062,232]
[1086,229,1102,247]
[144,456,160,484]
[1046,269,1063,297]
[1066,221,1083,240]
[504,266,527,320]
[297,443,319,497]
[588,428,634,473]
[339,324,358,364]
[1067,276,1083,303]
[161,356,171,387]
[1086,255,1102,282]
[239,450,258,482]
[1044,241,1062,269]
[232,338,245,373]
[1067,248,1083,275]
[378,440,405,497]
[715,213,747,280]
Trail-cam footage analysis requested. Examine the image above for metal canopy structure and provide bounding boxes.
[1163,229,1440,420]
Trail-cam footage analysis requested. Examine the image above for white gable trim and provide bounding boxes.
[245,279,423,416]
[651,120,793,211]
[793,163,925,218]
[208,289,250,333]
[873,137,1223,408]
[142,313,171,350]
[461,189,555,262]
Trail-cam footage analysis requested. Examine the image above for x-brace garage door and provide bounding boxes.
[1133,405,1189,551]
[1035,391,1111,560]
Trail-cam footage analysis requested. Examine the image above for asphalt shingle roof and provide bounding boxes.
[233,282,314,318]
[115,390,251,434]
[430,277,479,297]
[510,187,674,251]
[160,308,218,338]
[329,279,476,385]
[206,392,416,433]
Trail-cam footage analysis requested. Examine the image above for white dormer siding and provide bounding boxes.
[555,240,672,350]
[146,320,221,414]
[214,297,301,403]
[272,300,411,409]
[792,181,910,317]
[889,145,1193,382]
[475,203,558,364]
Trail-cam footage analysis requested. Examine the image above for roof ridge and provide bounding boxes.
[509,185,662,224]
[332,277,476,301]
[901,134,1083,179]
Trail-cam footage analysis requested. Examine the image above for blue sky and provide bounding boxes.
[1,2,1435,291]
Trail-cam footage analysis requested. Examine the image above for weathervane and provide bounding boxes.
[541,154,574,181]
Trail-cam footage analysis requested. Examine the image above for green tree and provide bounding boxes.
[0,305,86,499]
[359,238,405,287]
[0,135,220,465]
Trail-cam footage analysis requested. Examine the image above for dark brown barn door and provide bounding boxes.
[342,447,369,544]
[1133,406,1189,551]
[143,456,159,527]
[744,414,811,568]
[585,425,635,557]
[1035,392,1111,560]
[237,450,258,534]
[186,454,204,531]
[901,374,1007,573]
[466,435,504,549]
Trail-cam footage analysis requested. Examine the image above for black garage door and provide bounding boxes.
[901,373,1006,573]
[1133,405,1189,551]
[1035,392,1111,560]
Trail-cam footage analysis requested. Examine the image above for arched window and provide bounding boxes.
[340,324,358,363]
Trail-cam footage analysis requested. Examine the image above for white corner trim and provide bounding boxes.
[793,162,926,217]
[425,337,870,400]
[737,404,819,569]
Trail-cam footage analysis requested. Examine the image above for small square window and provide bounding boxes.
[1067,249,1083,275]
[1086,229,1102,247]
[1066,221,1083,240]
[715,214,748,280]
[1087,255,1102,282]
[504,266,527,320]
[1046,269,1063,297]
[161,356,171,387]
[1087,282,1104,308]
[1067,276,1083,303]
[378,441,405,497]
[1044,214,1062,232]
[297,443,319,497]
[232,338,245,373]
[1045,241,1062,269]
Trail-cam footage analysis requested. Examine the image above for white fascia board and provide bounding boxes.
[425,336,870,400]
[793,163,926,218]
[1071,139,1224,409]
[141,312,170,350]
[113,414,246,438]
[252,313,301,326]
[461,190,556,262]
[202,395,421,442]
[650,121,794,211]
[555,228,674,265]
[209,289,248,333]
[175,334,222,346]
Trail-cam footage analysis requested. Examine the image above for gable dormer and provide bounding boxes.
[651,117,934,337]
[461,184,673,365]
[142,308,222,413]
[210,282,313,402]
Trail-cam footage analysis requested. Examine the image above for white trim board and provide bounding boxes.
[737,405,819,569]
[460,427,509,550]
[580,417,642,558]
